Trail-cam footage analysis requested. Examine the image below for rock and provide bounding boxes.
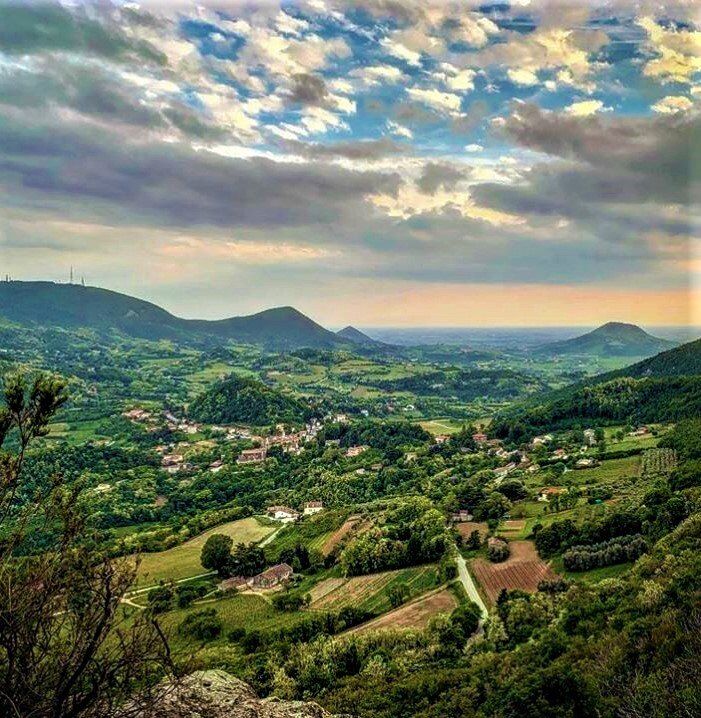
[130,670,350,718]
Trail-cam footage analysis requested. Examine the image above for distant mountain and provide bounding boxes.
[0,281,344,350]
[538,322,676,357]
[493,336,701,436]
[336,325,380,347]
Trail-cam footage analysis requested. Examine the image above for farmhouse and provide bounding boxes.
[538,486,566,502]
[531,434,553,448]
[237,447,267,464]
[161,454,184,474]
[575,457,598,469]
[583,429,597,445]
[303,501,324,516]
[267,505,299,522]
[346,445,368,457]
[209,459,224,473]
[218,576,246,592]
[451,510,474,523]
[434,434,449,445]
[472,432,488,444]
[247,563,293,589]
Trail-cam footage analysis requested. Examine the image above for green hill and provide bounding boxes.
[538,322,676,357]
[609,338,701,378]
[493,337,701,436]
[188,374,308,425]
[0,281,343,350]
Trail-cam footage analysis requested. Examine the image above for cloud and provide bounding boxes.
[406,87,462,115]
[352,64,405,86]
[473,26,609,90]
[0,108,400,230]
[652,95,694,115]
[475,104,699,251]
[283,136,404,161]
[638,16,701,85]
[287,72,329,105]
[564,99,606,116]
[417,162,465,194]
[508,69,539,86]
[386,120,413,139]
[0,3,165,64]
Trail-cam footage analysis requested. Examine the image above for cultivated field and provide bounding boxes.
[471,540,556,603]
[350,587,457,634]
[321,515,365,555]
[134,517,275,586]
[309,565,438,614]
[456,521,489,541]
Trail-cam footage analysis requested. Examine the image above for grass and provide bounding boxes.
[161,592,310,651]
[134,517,275,587]
[418,418,466,435]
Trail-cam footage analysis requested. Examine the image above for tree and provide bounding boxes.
[230,542,266,577]
[147,584,174,614]
[0,372,172,718]
[200,533,234,577]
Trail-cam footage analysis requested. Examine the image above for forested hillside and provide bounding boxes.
[189,374,309,425]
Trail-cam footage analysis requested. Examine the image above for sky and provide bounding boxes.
[0,0,699,326]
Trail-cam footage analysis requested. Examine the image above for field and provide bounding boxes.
[321,515,364,555]
[309,565,439,614]
[263,511,349,560]
[160,591,310,651]
[350,587,457,634]
[134,517,275,586]
[471,540,556,604]
[456,521,489,541]
[418,418,466,435]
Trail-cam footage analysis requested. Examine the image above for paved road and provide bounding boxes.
[455,552,488,632]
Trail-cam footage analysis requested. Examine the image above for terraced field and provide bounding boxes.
[350,587,457,634]
[309,565,439,614]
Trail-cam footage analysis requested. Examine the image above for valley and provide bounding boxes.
[1,282,699,718]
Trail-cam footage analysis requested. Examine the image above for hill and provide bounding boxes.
[493,337,701,437]
[0,281,343,350]
[336,325,380,347]
[609,338,701,378]
[538,322,676,357]
[188,374,308,425]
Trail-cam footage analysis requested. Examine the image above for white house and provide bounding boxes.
[266,505,300,522]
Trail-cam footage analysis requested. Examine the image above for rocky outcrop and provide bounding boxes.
[133,670,350,718]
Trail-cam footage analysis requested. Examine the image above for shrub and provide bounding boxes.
[488,540,510,563]
[178,608,222,641]
[146,584,173,614]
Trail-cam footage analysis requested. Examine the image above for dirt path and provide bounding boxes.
[456,553,488,629]
[259,525,283,548]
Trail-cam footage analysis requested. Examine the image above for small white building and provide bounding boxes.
[267,505,300,522]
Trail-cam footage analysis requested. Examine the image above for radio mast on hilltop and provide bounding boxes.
[69,266,74,284]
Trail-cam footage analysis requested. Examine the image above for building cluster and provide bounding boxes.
[265,501,324,523]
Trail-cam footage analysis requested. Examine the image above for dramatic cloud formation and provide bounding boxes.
[0,0,698,325]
